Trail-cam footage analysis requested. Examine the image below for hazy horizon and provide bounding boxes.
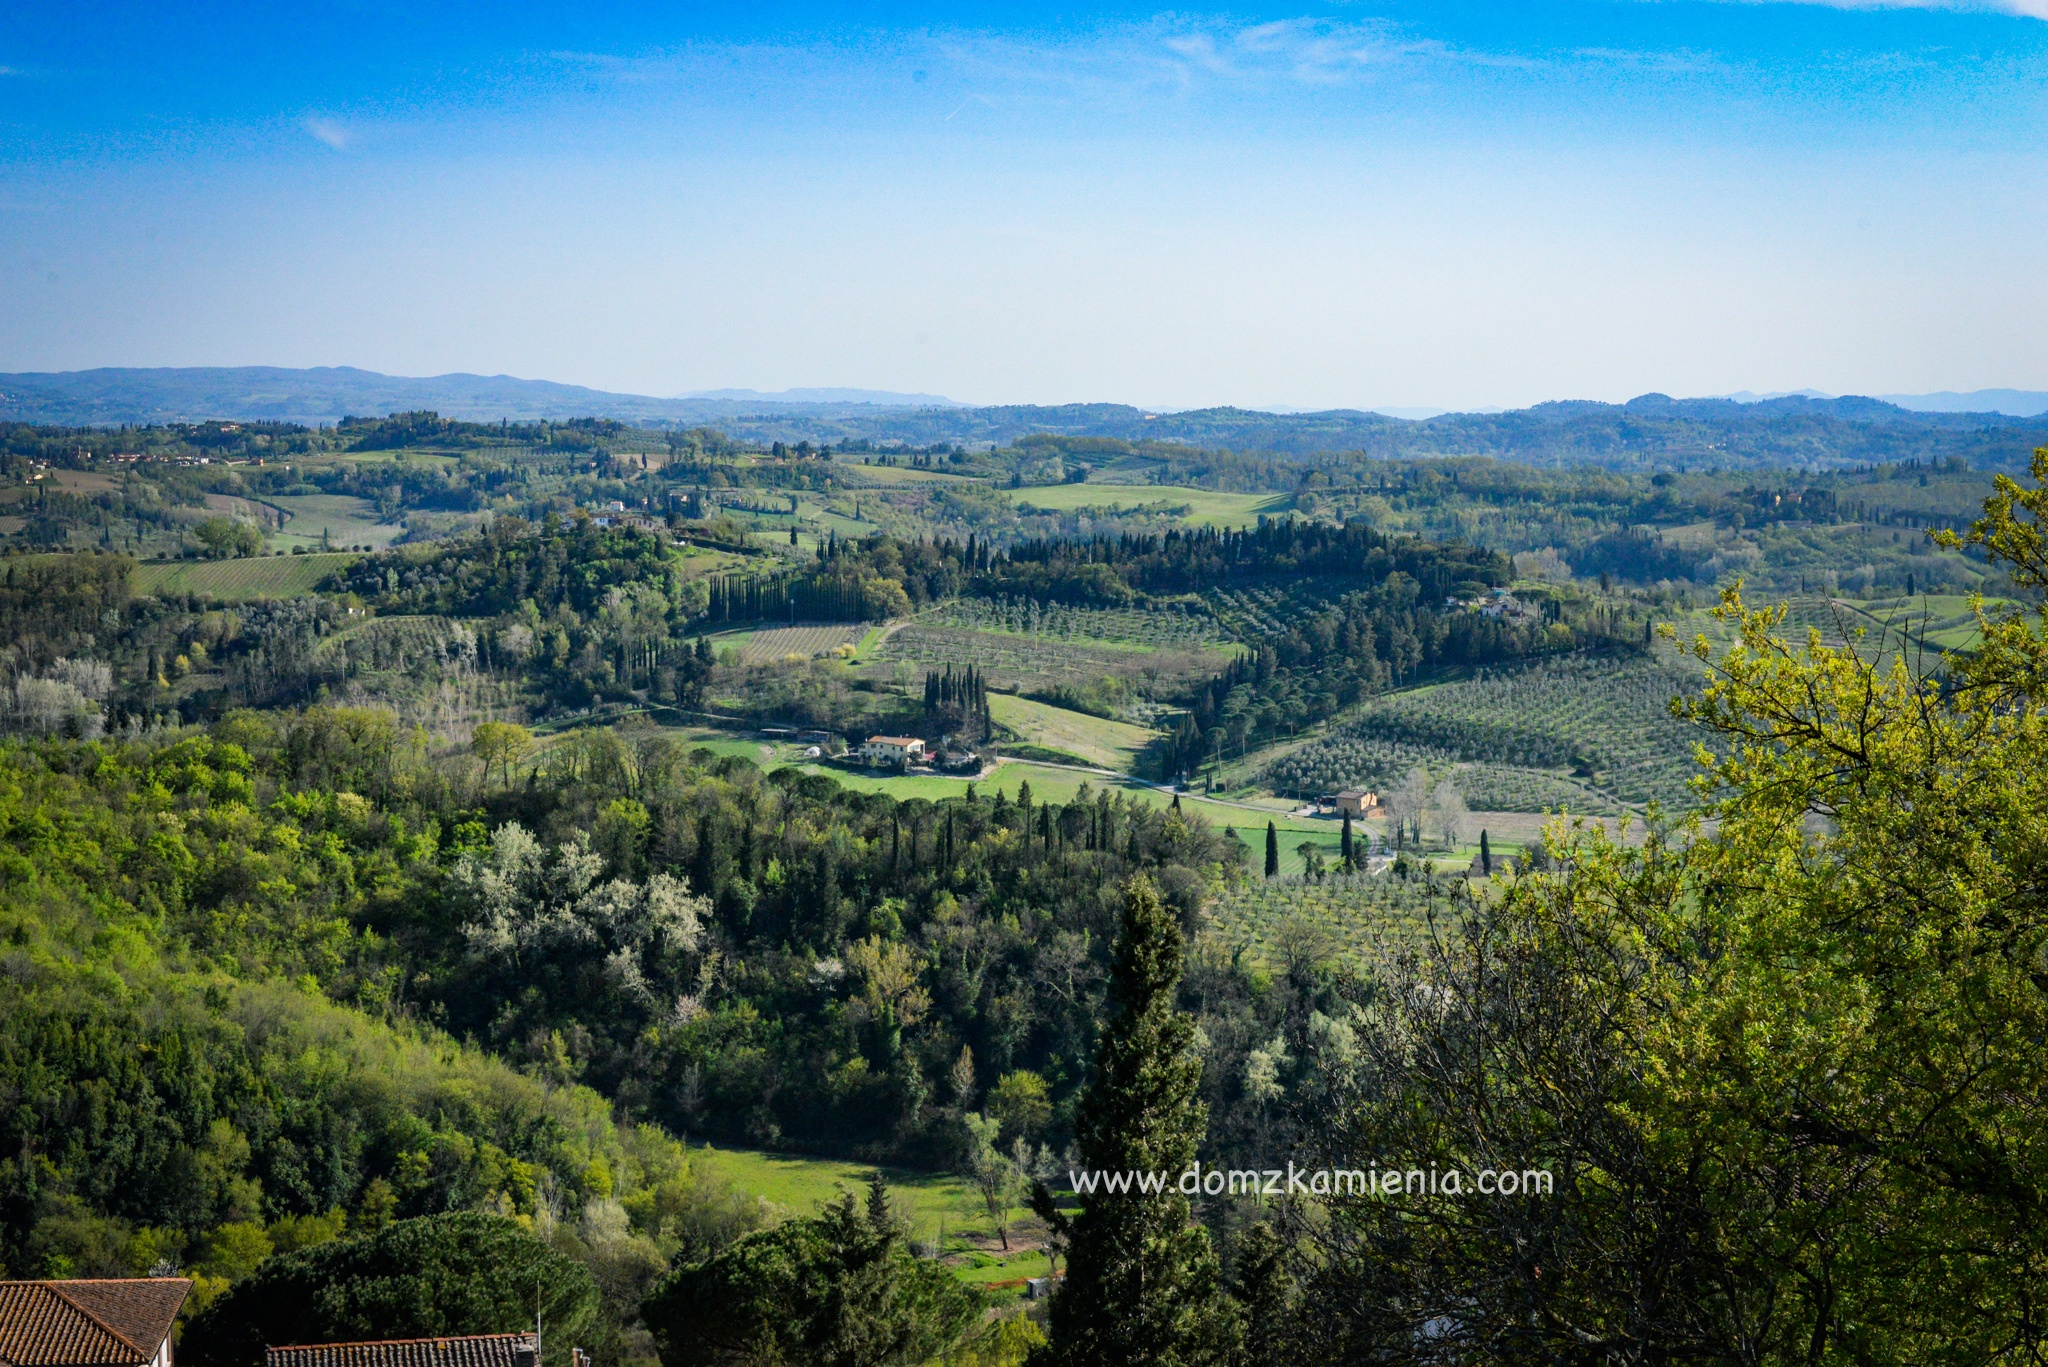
[7,361,2048,419]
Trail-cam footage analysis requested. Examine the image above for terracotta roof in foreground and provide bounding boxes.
[264,1335,537,1367]
[0,1280,191,1367]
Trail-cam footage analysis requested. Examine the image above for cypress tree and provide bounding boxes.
[1038,877,1238,1367]
[1264,822,1279,878]
[1341,813,1354,866]
[1480,828,1492,876]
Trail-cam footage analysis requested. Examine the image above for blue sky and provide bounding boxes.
[3,1,2045,409]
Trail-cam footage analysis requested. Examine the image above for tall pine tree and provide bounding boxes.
[1037,877,1238,1367]
[1264,822,1280,879]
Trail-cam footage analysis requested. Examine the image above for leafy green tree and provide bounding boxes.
[988,1070,1053,1142]
[642,1174,977,1367]
[469,720,531,789]
[1263,822,1278,878]
[962,1111,1022,1251]
[1297,450,2048,1361]
[195,516,263,558]
[184,1213,599,1367]
[1038,877,1238,1367]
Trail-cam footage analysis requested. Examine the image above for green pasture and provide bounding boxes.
[687,1145,1050,1276]
[689,1144,986,1228]
[791,758,1354,853]
[837,460,988,486]
[266,493,405,551]
[1008,483,1289,530]
[133,552,358,599]
[296,449,461,467]
[989,694,1158,771]
[670,544,752,580]
[1668,592,2021,659]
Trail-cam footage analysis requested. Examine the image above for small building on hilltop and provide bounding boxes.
[0,1278,191,1367]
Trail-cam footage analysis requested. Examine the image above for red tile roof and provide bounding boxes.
[0,1280,191,1367]
[264,1335,537,1367]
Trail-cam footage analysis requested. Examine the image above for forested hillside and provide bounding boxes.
[5,408,2046,1364]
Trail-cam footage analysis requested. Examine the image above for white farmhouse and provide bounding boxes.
[859,735,926,768]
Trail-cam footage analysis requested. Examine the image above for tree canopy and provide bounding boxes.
[185,1213,599,1367]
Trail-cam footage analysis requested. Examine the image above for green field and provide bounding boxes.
[710,622,868,664]
[837,461,989,486]
[1208,874,1448,959]
[877,624,1230,694]
[794,758,1354,854]
[1267,652,1712,812]
[688,1144,986,1229]
[1672,592,2024,660]
[989,694,1158,771]
[298,449,462,467]
[923,599,1230,652]
[133,552,358,599]
[266,493,406,551]
[1008,483,1289,530]
[688,1144,1054,1282]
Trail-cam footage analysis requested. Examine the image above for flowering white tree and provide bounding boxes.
[453,822,706,1005]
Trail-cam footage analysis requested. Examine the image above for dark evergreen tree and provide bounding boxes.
[1037,877,1239,1367]
[1264,822,1279,879]
[1340,813,1354,867]
[645,1176,975,1367]
[1227,1222,1300,1367]
[185,1214,598,1367]
[1479,828,1491,876]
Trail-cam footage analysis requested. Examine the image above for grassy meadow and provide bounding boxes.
[688,1144,1057,1285]
[988,694,1158,771]
[711,622,869,664]
[1007,482,1289,529]
[266,493,407,551]
[132,551,358,598]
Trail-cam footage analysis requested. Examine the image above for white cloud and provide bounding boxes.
[303,116,352,151]
[1713,0,2048,18]
[1156,17,1516,84]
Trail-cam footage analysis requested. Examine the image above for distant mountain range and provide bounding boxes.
[2,366,2044,469]
[682,387,968,408]
[1720,387,2048,418]
[1879,389,2048,417]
